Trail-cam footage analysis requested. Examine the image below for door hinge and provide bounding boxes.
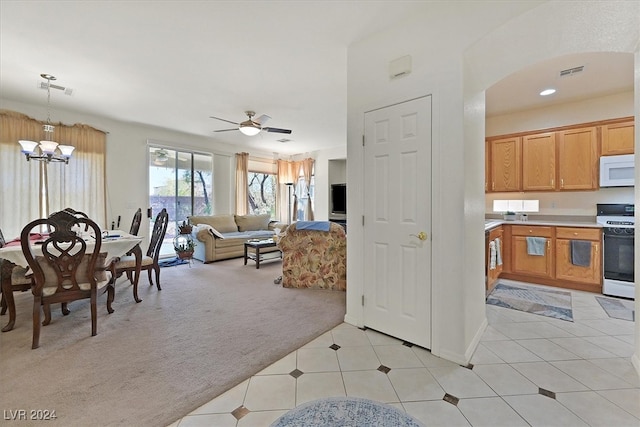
[361,295,365,306]
[362,215,365,226]
[362,135,365,146]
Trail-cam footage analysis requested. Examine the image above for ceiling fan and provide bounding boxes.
[210,111,292,136]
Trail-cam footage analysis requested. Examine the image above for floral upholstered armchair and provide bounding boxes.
[277,221,346,291]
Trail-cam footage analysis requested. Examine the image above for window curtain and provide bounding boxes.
[235,152,249,215]
[301,158,314,220]
[0,110,106,238]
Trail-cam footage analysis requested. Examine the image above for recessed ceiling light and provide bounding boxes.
[540,88,556,96]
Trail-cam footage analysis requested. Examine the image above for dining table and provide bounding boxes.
[0,230,143,332]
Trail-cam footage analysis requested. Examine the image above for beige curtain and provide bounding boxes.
[0,110,106,238]
[235,152,249,215]
[301,158,314,220]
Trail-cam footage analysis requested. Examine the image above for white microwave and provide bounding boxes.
[600,154,635,187]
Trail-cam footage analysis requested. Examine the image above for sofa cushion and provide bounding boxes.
[235,214,271,232]
[190,215,238,233]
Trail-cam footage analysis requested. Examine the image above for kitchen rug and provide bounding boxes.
[595,296,635,321]
[271,397,424,427]
[487,282,573,321]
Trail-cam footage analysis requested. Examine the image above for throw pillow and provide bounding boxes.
[235,214,271,232]
[190,215,238,233]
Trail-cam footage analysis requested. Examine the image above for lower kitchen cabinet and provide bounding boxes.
[510,226,554,278]
[555,227,601,290]
[500,224,602,293]
[486,226,503,292]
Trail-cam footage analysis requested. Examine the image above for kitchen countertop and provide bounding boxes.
[485,219,601,231]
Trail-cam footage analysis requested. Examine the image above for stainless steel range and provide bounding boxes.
[596,204,635,299]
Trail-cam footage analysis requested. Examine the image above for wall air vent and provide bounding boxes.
[559,65,584,77]
[38,81,73,95]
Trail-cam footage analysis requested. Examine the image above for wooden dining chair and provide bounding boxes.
[112,208,168,302]
[129,208,143,236]
[0,228,33,332]
[21,210,114,349]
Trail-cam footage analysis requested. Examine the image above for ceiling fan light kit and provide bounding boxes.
[211,110,292,136]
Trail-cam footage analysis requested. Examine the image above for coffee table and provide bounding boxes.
[244,239,282,269]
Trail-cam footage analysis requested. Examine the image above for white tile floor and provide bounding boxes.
[170,285,639,427]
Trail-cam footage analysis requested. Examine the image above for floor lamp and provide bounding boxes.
[286,183,294,224]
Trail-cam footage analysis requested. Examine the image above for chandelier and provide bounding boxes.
[18,74,75,164]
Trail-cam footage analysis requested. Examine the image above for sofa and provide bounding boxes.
[277,221,346,291]
[188,214,285,263]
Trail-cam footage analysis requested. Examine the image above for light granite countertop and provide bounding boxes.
[484,219,600,231]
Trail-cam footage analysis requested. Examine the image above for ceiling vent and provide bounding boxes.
[559,65,584,77]
[277,138,291,143]
[38,81,73,95]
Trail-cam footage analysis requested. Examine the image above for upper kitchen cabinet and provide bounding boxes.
[522,132,556,191]
[557,126,598,190]
[601,120,635,155]
[488,136,521,192]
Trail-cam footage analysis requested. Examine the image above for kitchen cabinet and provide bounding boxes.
[486,226,503,292]
[601,120,635,155]
[510,225,553,279]
[555,227,601,289]
[522,132,556,191]
[557,126,599,190]
[489,136,521,192]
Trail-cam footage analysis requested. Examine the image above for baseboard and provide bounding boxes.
[464,317,488,365]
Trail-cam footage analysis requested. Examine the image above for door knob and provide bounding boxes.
[410,231,427,241]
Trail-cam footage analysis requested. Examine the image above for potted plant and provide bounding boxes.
[174,221,196,259]
[503,211,517,221]
[174,235,196,259]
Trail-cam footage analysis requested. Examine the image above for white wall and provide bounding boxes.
[348,0,639,366]
[0,98,328,239]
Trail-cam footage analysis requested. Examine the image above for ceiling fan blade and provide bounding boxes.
[254,114,271,125]
[263,127,292,134]
[213,128,239,132]
[210,116,240,126]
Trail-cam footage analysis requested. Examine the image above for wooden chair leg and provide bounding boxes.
[154,267,161,291]
[42,304,52,326]
[90,290,97,337]
[106,285,115,314]
[0,292,6,315]
[61,302,70,315]
[32,298,41,349]
[147,269,153,286]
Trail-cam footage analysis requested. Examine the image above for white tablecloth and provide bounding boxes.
[0,230,143,267]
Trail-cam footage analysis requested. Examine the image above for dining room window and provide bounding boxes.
[0,110,106,239]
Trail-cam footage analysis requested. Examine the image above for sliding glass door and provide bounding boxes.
[148,145,213,257]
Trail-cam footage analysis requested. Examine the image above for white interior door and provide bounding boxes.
[363,96,432,349]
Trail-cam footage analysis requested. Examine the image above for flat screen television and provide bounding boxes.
[331,183,346,214]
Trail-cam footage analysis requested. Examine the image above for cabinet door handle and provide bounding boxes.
[560,178,564,188]
[573,232,578,236]
[594,244,598,253]
[547,240,550,250]
[492,182,495,190]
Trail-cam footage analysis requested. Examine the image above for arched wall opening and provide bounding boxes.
[462,2,639,373]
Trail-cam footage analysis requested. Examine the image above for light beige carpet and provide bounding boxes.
[0,259,346,426]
